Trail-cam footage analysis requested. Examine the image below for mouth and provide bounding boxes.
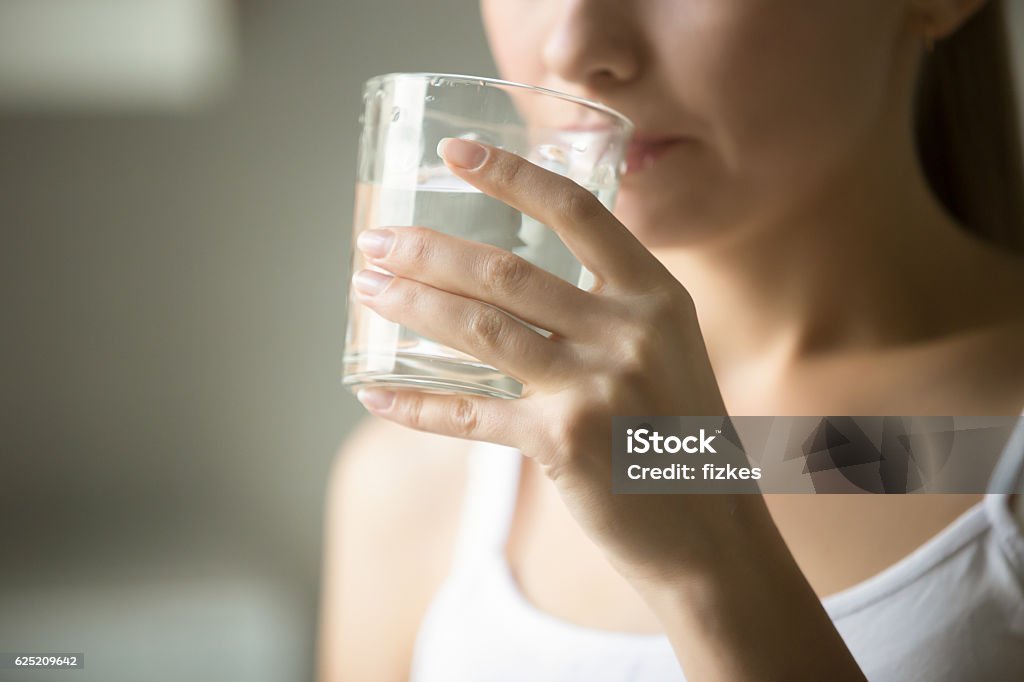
[624,136,684,175]
[555,124,689,176]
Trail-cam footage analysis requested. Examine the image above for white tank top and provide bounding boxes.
[410,416,1024,681]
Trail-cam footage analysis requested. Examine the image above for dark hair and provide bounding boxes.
[914,0,1024,253]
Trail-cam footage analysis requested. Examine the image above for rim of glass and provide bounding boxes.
[364,71,634,133]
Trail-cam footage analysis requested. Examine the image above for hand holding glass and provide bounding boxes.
[343,72,633,399]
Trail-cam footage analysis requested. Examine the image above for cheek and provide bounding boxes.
[480,1,548,87]
[667,2,901,181]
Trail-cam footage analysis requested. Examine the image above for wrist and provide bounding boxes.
[619,498,865,681]
[615,494,786,602]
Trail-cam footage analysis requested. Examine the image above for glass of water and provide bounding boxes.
[343,72,633,399]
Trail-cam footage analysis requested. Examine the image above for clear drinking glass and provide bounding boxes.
[343,72,633,399]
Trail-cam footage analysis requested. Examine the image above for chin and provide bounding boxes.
[612,187,722,251]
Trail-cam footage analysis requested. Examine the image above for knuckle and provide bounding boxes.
[401,392,426,430]
[639,287,677,317]
[618,327,657,368]
[545,401,599,474]
[482,250,531,295]
[466,307,506,348]
[563,190,603,223]
[492,156,523,187]
[626,279,694,322]
[588,333,659,404]
[647,286,692,319]
[446,398,479,437]
[593,369,641,406]
[644,289,699,346]
[387,277,417,310]
[550,398,593,444]
[403,227,434,264]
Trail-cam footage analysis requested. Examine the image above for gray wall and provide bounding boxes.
[0,2,494,681]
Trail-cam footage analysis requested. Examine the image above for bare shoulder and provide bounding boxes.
[325,415,475,561]
[949,318,1024,412]
[316,415,474,682]
[330,414,475,513]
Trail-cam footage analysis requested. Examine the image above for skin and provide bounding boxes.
[318,0,1024,679]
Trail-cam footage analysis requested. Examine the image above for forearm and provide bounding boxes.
[630,496,866,682]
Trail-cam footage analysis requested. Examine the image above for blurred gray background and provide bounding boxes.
[0,2,493,681]
[0,2,1022,681]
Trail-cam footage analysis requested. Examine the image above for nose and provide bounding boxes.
[541,0,643,92]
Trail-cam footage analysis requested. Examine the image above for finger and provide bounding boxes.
[354,385,529,449]
[352,269,573,386]
[357,225,607,340]
[437,136,664,292]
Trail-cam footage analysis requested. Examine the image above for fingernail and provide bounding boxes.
[352,269,393,296]
[357,388,395,411]
[438,137,488,170]
[357,228,395,258]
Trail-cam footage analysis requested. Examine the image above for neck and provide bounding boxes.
[649,117,1005,383]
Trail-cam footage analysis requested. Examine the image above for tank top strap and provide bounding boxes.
[986,408,1024,495]
[447,440,524,576]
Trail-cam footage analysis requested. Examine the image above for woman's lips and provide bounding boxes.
[624,137,683,174]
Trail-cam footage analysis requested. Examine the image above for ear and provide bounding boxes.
[908,0,988,41]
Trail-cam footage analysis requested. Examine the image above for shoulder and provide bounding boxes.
[325,412,476,573]
[329,414,474,516]
[948,320,1024,411]
[324,414,475,589]
[317,415,474,681]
